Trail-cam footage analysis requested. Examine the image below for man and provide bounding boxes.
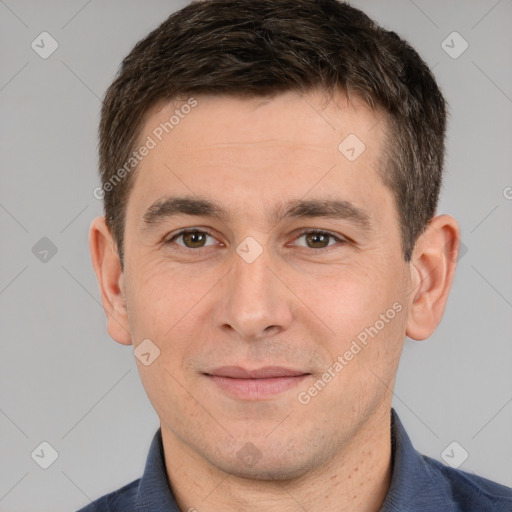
[80,0,512,510]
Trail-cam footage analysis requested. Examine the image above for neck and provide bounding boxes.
[161,405,393,512]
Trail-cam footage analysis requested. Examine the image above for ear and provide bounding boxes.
[89,216,132,345]
[406,214,460,341]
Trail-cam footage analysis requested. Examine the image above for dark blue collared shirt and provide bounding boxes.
[76,410,512,511]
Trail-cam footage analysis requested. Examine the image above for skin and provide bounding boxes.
[90,89,460,512]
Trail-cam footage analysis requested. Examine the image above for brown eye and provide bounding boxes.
[168,230,217,249]
[294,230,343,249]
[182,231,207,248]
[304,232,331,248]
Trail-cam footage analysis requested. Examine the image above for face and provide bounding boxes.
[117,90,413,479]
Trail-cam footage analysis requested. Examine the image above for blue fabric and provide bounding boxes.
[76,409,512,511]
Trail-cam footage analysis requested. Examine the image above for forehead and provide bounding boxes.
[127,89,394,229]
[142,89,384,154]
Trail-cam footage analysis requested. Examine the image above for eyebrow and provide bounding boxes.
[141,195,373,231]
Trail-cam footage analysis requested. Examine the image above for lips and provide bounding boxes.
[205,366,308,379]
[203,366,310,400]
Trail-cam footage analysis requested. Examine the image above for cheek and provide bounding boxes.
[304,259,407,405]
[127,250,405,343]
[125,258,208,334]
[293,257,404,341]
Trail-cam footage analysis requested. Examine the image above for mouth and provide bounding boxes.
[203,366,311,400]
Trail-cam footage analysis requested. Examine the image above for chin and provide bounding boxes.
[223,463,310,482]
[210,450,316,482]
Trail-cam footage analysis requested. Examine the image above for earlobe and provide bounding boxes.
[405,214,460,341]
[89,216,132,345]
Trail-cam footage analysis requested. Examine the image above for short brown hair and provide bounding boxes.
[98,0,447,267]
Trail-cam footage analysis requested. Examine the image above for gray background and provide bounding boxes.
[0,1,511,510]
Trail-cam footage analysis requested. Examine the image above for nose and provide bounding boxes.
[215,241,294,341]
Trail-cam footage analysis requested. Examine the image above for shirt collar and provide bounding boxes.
[135,426,181,511]
[134,409,456,511]
[378,409,457,511]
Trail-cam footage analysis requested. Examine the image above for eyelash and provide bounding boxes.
[164,228,347,252]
